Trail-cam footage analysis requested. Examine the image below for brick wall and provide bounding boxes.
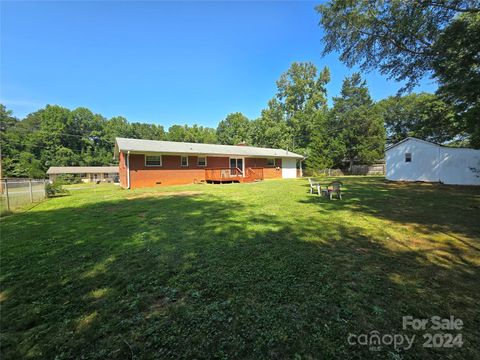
[245,158,282,179]
[120,153,284,188]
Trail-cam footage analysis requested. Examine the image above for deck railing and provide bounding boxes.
[246,167,264,181]
[205,167,265,182]
[205,167,243,181]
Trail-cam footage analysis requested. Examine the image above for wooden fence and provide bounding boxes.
[303,163,385,177]
[350,163,386,175]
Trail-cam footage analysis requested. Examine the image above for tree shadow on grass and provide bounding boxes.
[1,190,479,359]
[300,177,480,242]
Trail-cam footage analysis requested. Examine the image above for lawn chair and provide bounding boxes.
[308,178,321,195]
[325,181,343,200]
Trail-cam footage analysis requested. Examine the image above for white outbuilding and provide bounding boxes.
[385,137,480,185]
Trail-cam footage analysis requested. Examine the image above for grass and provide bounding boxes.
[1,177,479,359]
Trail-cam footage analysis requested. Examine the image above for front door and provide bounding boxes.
[230,158,244,176]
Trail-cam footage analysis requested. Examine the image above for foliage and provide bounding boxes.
[0,104,216,178]
[316,0,479,90]
[216,112,251,145]
[431,12,480,147]
[1,178,479,358]
[329,73,385,169]
[377,93,459,145]
[250,99,291,149]
[45,180,69,197]
[276,62,330,151]
[316,0,480,147]
[56,174,83,184]
[166,124,217,143]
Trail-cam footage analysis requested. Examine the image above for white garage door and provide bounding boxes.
[282,158,297,178]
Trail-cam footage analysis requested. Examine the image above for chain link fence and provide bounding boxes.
[1,179,47,214]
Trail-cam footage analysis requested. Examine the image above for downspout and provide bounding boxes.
[126,151,131,189]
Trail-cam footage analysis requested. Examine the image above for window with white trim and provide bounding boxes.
[181,156,188,166]
[197,156,207,166]
[145,155,162,166]
[267,158,276,166]
[405,153,412,163]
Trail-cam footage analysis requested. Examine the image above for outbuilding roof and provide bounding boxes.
[385,137,439,151]
[386,137,477,152]
[46,166,119,175]
[114,138,304,159]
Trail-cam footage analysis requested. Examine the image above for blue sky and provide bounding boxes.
[0,1,436,128]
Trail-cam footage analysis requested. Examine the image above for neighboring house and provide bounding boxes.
[114,137,304,189]
[46,166,119,183]
[386,137,480,185]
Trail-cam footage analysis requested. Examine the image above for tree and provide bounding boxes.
[250,99,291,149]
[184,125,217,144]
[316,1,480,146]
[431,13,480,147]
[378,93,459,145]
[304,113,344,172]
[216,112,251,145]
[166,124,217,143]
[105,116,134,141]
[276,63,330,151]
[0,104,18,132]
[130,122,165,140]
[316,0,479,91]
[330,73,385,170]
[1,102,222,178]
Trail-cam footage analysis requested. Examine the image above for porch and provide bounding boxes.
[205,167,264,184]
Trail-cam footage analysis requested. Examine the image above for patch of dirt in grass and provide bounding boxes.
[355,247,369,254]
[127,191,203,200]
[0,290,9,303]
[146,296,186,318]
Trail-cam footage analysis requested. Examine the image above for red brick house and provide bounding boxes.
[114,138,304,189]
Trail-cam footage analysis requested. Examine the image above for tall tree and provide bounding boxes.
[330,73,385,170]
[431,13,480,147]
[250,98,291,149]
[316,0,480,146]
[130,122,165,140]
[378,93,458,145]
[216,112,251,145]
[167,124,217,143]
[317,0,479,90]
[275,63,330,151]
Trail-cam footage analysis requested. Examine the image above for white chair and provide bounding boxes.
[308,178,321,195]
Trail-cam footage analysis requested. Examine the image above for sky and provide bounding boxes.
[0,1,437,129]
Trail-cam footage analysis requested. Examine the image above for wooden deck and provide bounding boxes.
[205,167,264,184]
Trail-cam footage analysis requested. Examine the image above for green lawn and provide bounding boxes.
[1,177,479,359]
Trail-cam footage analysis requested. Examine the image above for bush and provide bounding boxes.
[57,174,83,184]
[45,181,69,198]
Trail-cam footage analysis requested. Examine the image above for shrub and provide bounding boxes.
[45,181,69,198]
[57,174,83,184]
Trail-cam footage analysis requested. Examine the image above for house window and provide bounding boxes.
[145,155,162,166]
[267,158,276,166]
[405,153,412,163]
[197,156,207,166]
[181,156,188,166]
